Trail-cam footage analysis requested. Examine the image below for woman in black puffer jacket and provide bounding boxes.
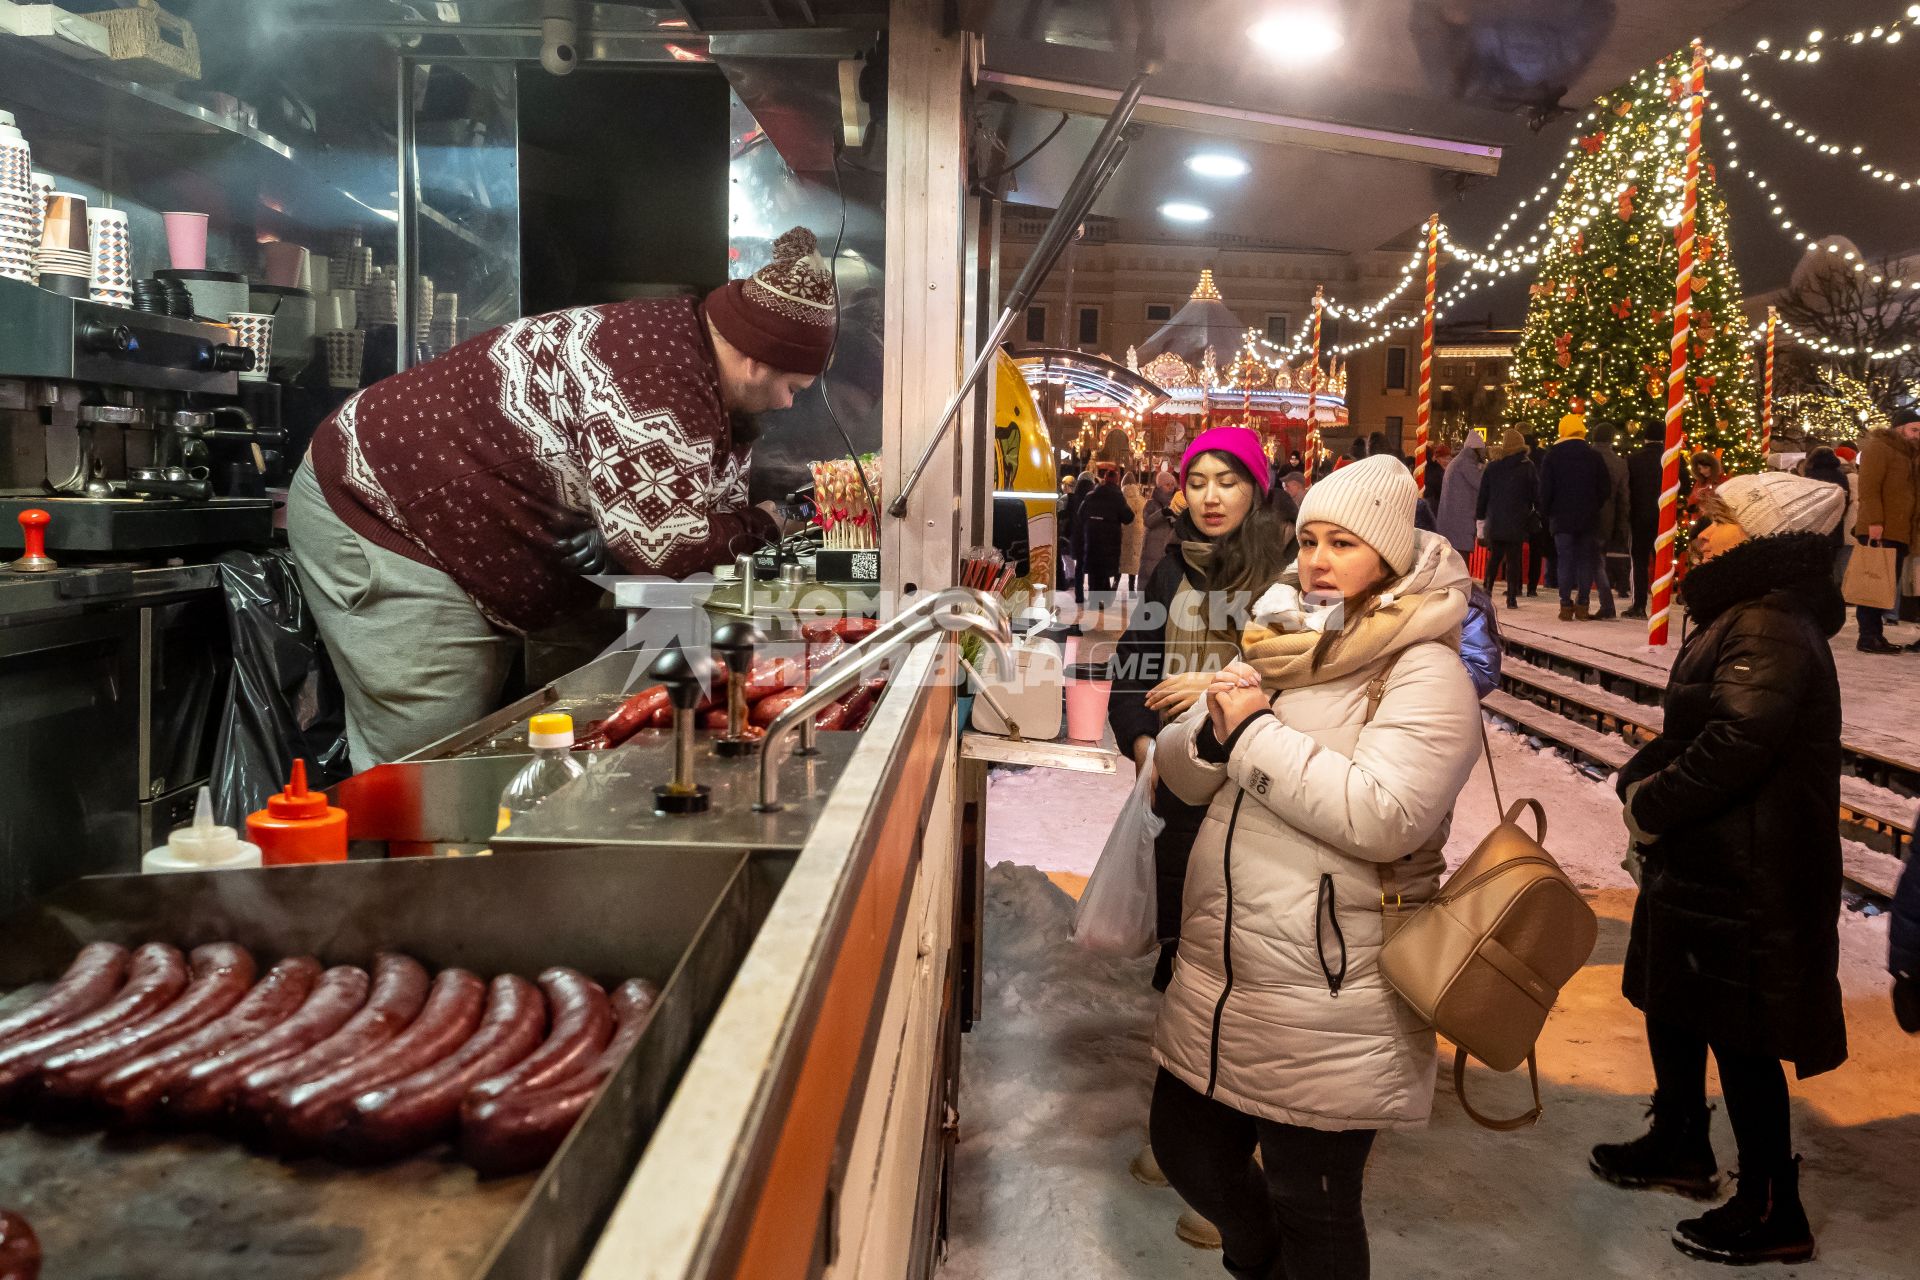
[1591,471,1849,1269]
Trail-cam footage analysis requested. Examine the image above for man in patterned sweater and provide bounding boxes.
[288,227,836,766]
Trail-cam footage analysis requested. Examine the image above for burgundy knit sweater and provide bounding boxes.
[309,298,774,633]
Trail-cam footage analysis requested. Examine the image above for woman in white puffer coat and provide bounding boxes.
[1149,456,1483,1280]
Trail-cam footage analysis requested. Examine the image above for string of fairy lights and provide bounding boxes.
[1209,5,1920,374]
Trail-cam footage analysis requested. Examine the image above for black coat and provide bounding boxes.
[1076,482,1134,577]
[1062,477,1094,560]
[1618,532,1848,1077]
[1628,442,1663,539]
[1475,452,1538,543]
[1536,436,1613,536]
[1107,536,1213,955]
[1804,456,1851,550]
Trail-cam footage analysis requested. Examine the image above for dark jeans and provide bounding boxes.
[1151,1069,1377,1280]
[1855,537,1909,642]
[1553,531,1603,608]
[1483,539,1525,603]
[1630,522,1657,613]
[1530,525,1552,591]
[1647,1015,1791,1172]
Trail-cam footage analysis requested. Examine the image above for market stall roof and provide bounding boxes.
[1135,269,1252,365]
[976,0,1754,254]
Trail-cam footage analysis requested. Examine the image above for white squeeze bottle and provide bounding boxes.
[143,787,264,873]
[497,712,587,832]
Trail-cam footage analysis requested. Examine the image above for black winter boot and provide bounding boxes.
[1589,1099,1722,1199]
[1672,1157,1816,1265]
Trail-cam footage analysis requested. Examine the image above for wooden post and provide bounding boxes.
[1761,306,1776,463]
[1651,43,1707,647]
[1414,213,1440,490]
[1304,286,1324,481]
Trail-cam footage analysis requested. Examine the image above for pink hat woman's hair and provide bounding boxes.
[1179,427,1271,492]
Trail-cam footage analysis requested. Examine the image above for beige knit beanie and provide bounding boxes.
[1714,472,1845,537]
[1296,454,1418,574]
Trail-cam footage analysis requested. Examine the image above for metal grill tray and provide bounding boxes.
[0,844,787,1280]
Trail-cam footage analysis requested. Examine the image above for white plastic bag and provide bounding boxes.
[1071,744,1165,957]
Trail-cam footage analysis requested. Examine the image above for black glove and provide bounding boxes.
[558,526,610,576]
[1896,974,1920,1035]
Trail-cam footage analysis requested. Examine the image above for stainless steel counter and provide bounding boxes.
[0,561,219,625]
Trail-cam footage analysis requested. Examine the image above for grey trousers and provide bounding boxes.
[287,459,515,767]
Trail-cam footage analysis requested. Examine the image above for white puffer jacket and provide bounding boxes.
[1153,534,1482,1131]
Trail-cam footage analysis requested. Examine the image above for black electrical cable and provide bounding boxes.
[977,110,1071,187]
[818,142,880,529]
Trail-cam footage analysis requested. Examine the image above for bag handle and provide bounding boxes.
[1453,1047,1543,1132]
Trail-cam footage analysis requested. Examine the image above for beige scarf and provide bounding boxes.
[1240,532,1470,692]
[1162,541,1241,677]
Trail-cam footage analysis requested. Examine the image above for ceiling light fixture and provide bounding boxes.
[1247,5,1345,64]
[1159,202,1213,223]
[1187,152,1252,179]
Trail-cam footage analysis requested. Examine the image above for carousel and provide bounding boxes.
[1013,270,1348,475]
[1130,269,1348,466]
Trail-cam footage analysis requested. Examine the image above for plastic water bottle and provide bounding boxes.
[497,712,586,832]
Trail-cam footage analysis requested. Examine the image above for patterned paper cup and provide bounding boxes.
[227,311,275,381]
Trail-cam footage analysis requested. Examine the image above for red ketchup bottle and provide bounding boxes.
[246,759,348,866]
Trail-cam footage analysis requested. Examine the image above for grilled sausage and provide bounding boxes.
[0,1209,38,1280]
[167,965,370,1125]
[0,943,187,1105]
[458,978,660,1177]
[468,969,612,1102]
[748,686,806,728]
[95,956,321,1127]
[270,967,485,1153]
[834,617,878,640]
[0,942,130,1050]
[574,686,671,751]
[743,656,802,702]
[333,974,545,1160]
[232,953,428,1125]
[38,944,256,1103]
[836,677,887,732]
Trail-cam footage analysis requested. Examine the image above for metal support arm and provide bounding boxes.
[756,587,1013,809]
[888,69,1151,518]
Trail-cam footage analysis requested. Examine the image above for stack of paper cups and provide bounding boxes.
[0,114,35,284]
[87,208,133,306]
[323,328,365,389]
[227,311,275,382]
[429,292,460,354]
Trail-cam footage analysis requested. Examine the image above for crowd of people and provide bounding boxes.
[1036,418,1918,1278]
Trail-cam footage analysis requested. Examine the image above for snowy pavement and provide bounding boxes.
[943,726,1914,1279]
[1493,596,1920,763]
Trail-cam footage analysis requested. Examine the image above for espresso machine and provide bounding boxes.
[0,273,285,916]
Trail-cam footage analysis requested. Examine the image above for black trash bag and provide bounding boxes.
[209,548,351,826]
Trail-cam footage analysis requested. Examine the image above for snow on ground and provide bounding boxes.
[946,724,1914,1280]
[1496,598,1920,757]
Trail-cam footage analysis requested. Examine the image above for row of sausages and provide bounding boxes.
[0,941,657,1176]
[578,625,887,751]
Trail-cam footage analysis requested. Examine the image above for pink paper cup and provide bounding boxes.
[262,240,309,288]
[1063,662,1113,742]
[163,211,209,270]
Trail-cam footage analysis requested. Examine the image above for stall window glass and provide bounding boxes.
[1386,346,1410,391]
[1385,416,1404,451]
[1264,314,1289,344]
[1145,302,1173,323]
[1077,306,1100,346]
[1025,305,1048,344]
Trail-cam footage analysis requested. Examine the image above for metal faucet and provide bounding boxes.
[755,587,1015,810]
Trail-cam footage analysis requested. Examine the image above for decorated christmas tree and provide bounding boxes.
[1512,51,1759,472]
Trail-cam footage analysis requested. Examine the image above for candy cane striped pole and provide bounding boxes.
[1304,286,1325,481]
[1761,306,1776,462]
[1651,43,1707,647]
[1414,213,1440,491]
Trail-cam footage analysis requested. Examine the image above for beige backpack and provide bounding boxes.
[1363,655,1599,1131]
